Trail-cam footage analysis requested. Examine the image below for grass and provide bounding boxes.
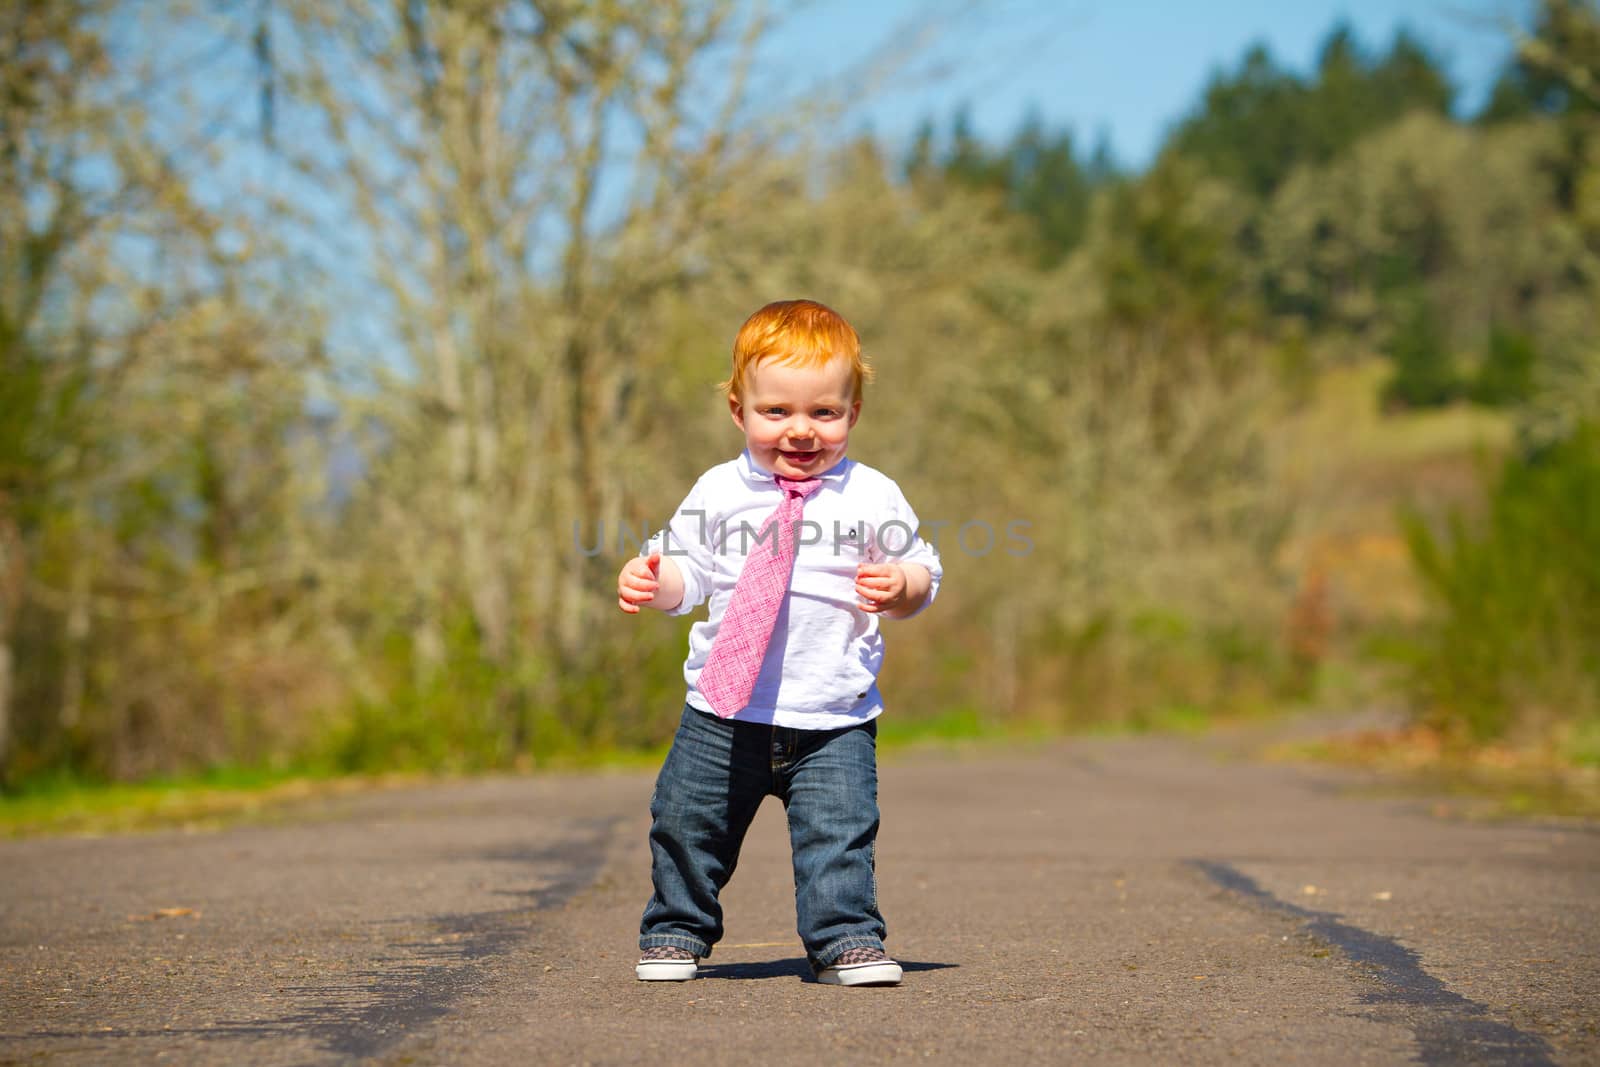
[1,704,1200,837]
[0,766,423,839]
[11,707,1594,838]
[1265,725,1600,821]
[1271,360,1515,624]
[1282,360,1514,465]
[877,706,996,748]
[0,743,680,839]
[1262,365,1593,823]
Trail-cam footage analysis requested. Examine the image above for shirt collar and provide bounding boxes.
[738,449,851,488]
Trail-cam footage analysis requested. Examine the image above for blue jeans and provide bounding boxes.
[639,705,886,968]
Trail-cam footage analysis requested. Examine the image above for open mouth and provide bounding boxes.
[782,450,821,464]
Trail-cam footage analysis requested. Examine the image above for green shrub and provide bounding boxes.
[1470,325,1538,407]
[1397,423,1600,743]
[1382,297,1461,410]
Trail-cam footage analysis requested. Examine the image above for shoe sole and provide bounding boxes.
[816,961,903,986]
[636,960,698,981]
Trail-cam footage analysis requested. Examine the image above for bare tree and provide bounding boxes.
[272,0,779,738]
[0,1,328,782]
[0,2,119,782]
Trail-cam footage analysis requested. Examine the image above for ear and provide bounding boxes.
[847,399,861,427]
[728,392,745,431]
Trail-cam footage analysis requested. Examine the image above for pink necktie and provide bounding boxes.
[698,476,822,717]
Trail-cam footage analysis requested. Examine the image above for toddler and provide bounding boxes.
[617,299,941,986]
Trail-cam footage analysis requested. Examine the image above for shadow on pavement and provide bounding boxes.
[696,958,957,982]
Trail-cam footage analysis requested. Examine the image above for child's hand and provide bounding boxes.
[855,562,908,614]
[618,552,662,614]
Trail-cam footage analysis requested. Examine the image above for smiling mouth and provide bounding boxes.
[782,450,820,462]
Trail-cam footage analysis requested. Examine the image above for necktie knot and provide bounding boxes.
[777,476,821,500]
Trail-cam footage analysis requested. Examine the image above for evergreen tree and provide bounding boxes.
[1169,24,1455,198]
[1007,111,1093,266]
[905,107,1108,265]
[1306,24,1372,163]
[945,107,1006,190]
[1479,0,1600,122]
[905,118,938,184]
[1373,29,1456,114]
[1168,43,1307,198]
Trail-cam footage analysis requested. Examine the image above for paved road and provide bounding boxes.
[3,728,1597,1065]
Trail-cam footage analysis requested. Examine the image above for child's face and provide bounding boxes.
[730,356,860,480]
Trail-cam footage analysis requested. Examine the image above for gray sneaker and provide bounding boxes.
[636,945,698,981]
[815,946,903,986]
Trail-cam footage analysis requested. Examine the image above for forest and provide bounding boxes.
[2,0,1597,791]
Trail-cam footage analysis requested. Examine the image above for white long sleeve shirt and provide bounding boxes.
[645,450,942,730]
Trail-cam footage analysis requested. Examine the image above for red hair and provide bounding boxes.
[720,299,873,401]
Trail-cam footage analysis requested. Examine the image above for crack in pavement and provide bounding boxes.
[6,816,622,1064]
[1190,859,1557,1067]
[228,815,623,1061]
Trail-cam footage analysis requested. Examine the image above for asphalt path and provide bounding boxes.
[3,726,1597,1065]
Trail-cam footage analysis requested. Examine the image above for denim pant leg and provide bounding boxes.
[639,706,769,958]
[778,719,886,967]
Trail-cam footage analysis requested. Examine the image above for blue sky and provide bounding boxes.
[773,0,1521,167]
